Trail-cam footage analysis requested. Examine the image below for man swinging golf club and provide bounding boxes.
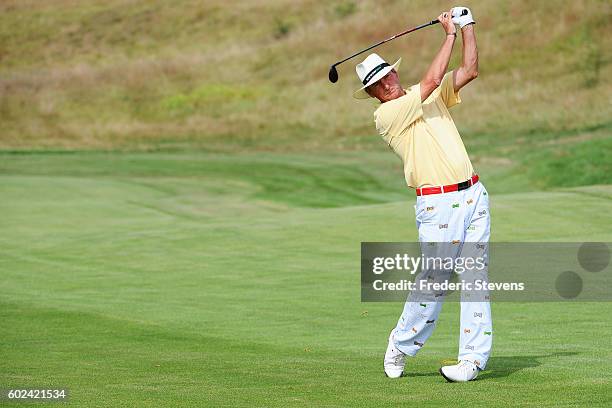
[354,7,492,382]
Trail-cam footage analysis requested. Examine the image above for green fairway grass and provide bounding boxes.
[1,152,611,407]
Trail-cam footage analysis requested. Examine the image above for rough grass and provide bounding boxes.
[0,0,610,153]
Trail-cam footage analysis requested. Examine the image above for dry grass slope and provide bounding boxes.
[0,0,610,151]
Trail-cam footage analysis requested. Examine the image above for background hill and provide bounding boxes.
[2,0,610,191]
[1,1,609,147]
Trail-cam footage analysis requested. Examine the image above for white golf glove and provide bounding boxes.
[452,7,475,28]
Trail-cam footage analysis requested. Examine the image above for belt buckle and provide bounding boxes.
[457,180,470,191]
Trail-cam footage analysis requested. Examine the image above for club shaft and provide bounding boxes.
[333,20,438,67]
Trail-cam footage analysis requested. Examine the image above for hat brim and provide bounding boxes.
[353,58,402,99]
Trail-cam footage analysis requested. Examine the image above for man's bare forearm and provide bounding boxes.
[461,25,478,76]
[420,35,455,101]
[453,24,478,91]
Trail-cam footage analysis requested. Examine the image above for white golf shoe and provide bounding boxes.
[439,360,479,382]
[383,331,406,378]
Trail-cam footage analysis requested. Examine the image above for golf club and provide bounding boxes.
[328,9,468,83]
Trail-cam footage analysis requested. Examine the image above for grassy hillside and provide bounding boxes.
[1,0,610,152]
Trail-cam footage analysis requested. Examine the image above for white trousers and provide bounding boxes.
[392,181,493,370]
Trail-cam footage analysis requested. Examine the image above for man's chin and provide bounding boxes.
[382,91,403,102]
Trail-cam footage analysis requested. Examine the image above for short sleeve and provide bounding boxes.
[439,71,461,108]
[374,84,423,138]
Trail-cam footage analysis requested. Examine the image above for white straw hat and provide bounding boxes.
[353,53,401,99]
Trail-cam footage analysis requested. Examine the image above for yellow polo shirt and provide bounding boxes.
[373,71,475,188]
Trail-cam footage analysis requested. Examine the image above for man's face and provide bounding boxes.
[366,69,405,103]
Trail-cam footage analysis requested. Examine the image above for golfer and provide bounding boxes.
[354,7,492,382]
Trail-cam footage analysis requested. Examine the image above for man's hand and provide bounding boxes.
[451,7,475,28]
[438,10,456,35]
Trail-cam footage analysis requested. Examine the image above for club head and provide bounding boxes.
[328,65,338,83]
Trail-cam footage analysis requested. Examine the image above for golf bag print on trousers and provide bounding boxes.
[392,181,493,369]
